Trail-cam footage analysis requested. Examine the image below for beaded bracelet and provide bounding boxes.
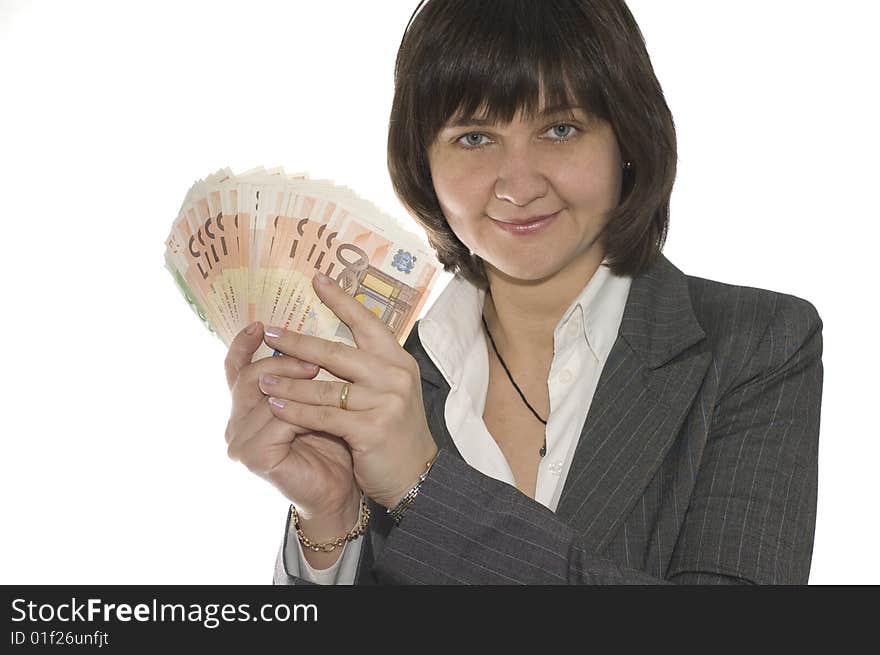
[387,449,441,525]
[290,493,370,553]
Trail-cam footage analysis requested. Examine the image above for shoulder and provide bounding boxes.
[684,272,823,395]
[686,272,821,334]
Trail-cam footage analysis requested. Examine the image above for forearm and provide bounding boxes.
[372,449,665,584]
[370,449,811,585]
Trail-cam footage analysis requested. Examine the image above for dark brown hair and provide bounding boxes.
[387,0,676,289]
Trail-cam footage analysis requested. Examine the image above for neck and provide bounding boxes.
[482,248,605,366]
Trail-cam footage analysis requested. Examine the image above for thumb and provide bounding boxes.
[224,321,264,391]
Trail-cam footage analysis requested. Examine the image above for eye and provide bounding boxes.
[454,123,580,151]
[546,124,577,140]
[456,132,491,149]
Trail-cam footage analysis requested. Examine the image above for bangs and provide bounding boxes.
[408,0,611,142]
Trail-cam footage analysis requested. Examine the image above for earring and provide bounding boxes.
[623,161,632,170]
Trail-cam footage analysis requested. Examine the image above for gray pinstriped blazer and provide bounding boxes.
[273,252,824,585]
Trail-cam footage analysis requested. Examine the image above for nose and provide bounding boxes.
[493,146,549,208]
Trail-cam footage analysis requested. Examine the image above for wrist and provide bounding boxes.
[297,484,361,522]
[386,445,441,525]
[296,486,362,541]
[294,488,365,572]
[390,443,440,507]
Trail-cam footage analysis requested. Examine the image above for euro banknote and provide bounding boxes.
[164,166,443,374]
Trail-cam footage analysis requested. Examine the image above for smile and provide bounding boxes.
[489,210,561,235]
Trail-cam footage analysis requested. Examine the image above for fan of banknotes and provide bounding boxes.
[164,166,443,375]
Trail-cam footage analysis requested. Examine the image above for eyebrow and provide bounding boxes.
[444,104,585,128]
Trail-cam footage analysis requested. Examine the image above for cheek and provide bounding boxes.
[430,157,488,231]
[555,152,622,209]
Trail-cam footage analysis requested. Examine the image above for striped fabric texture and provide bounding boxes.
[273,253,824,585]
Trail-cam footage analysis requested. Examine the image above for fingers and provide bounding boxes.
[309,272,398,353]
[257,376,380,412]
[225,321,265,391]
[265,396,361,448]
[230,354,321,422]
[227,401,312,460]
[228,414,304,475]
[226,400,273,447]
[262,327,390,385]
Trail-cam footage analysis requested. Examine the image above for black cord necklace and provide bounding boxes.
[481,314,548,457]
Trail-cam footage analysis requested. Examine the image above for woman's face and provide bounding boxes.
[427,98,625,284]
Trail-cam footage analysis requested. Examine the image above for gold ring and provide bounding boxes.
[339,382,351,410]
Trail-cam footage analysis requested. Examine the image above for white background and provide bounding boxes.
[1,0,876,584]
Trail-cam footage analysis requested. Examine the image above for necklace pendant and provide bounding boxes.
[539,441,547,457]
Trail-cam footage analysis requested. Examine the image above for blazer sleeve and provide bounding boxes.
[369,297,824,585]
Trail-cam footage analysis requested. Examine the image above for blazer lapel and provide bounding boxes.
[555,253,710,550]
[408,253,711,553]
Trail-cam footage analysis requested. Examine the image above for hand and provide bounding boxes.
[262,271,439,509]
[224,321,360,521]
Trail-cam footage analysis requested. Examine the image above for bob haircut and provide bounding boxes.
[387,0,677,290]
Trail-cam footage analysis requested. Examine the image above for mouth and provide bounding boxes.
[489,210,561,235]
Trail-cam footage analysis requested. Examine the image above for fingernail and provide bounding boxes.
[244,321,258,335]
[260,374,278,386]
[265,325,283,338]
[314,271,331,286]
[268,396,286,408]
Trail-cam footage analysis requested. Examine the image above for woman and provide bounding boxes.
[224,0,824,584]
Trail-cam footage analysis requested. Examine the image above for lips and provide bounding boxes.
[489,210,561,235]
[493,212,560,225]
